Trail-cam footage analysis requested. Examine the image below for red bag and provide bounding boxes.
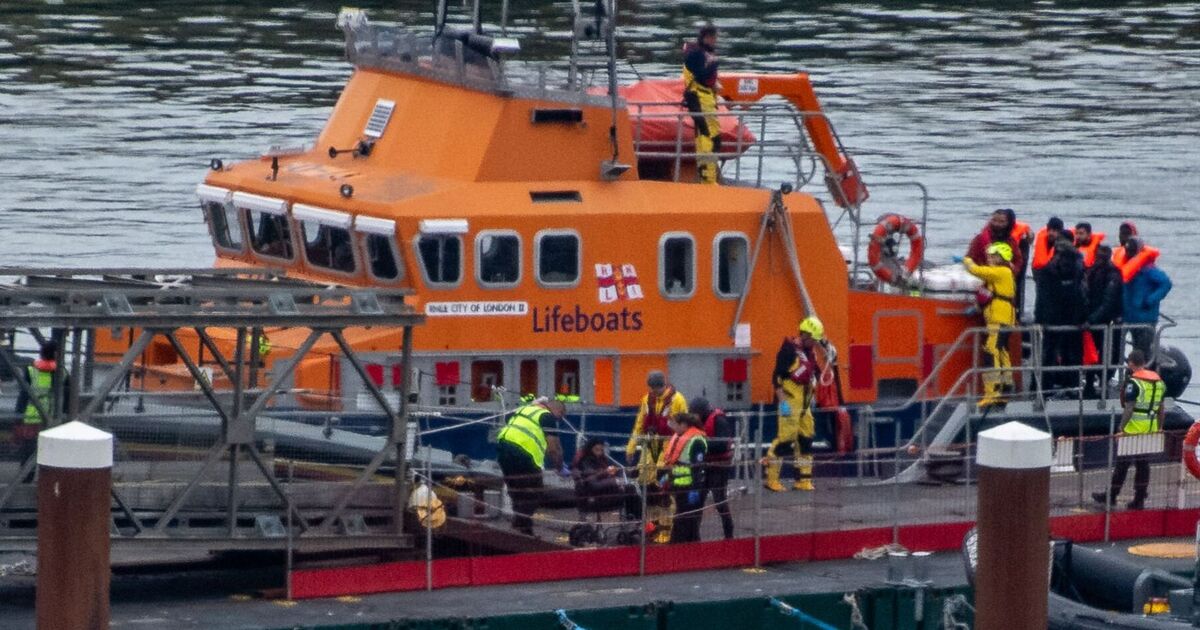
[1082,330,1100,366]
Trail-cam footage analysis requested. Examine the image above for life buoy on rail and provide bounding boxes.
[867,214,925,286]
[1183,422,1200,481]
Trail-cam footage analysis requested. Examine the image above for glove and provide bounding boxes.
[779,400,792,416]
[951,255,964,264]
[687,491,700,504]
[558,465,571,478]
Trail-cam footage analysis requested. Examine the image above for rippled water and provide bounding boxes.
[1,1,1198,363]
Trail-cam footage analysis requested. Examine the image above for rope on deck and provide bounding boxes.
[556,608,588,630]
[768,597,838,630]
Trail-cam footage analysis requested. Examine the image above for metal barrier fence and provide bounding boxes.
[303,398,1200,596]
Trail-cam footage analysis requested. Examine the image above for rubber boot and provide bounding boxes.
[1128,487,1148,511]
[976,373,1004,409]
[793,456,814,491]
[764,460,786,492]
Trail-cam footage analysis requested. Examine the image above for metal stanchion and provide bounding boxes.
[892,428,900,545]
[425,443,434,591]
[1104,418,1117,543]
[638,436,648,577]
[286,462,294,601]
[754,404,764,569]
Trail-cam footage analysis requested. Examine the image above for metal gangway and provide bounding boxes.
[0,268,423,556]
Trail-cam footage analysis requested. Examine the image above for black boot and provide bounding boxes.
[1127,493,1147,511]
[1092,491,1117,506]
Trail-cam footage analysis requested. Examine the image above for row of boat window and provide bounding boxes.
[202,193,750,297]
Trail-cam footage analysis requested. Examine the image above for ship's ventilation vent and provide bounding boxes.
[530,191,582,203]
[363,99,396,139]
[531,108,583,124]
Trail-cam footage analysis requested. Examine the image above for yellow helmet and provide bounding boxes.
[798,316,824,341]
[986,242,1013,262]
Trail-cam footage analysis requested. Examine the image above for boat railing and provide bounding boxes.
[626,102,832,190]
[861,318,1174,476]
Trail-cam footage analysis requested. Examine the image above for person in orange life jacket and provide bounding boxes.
[1092,350,1164,511]
[626,370,688,542]
[682,24,721,184]
[1121,237,1171,359]
[1030,216,1063,273]
[572,437,642,521]
[966,209,1032,312]
[496,399,566,536]
[1034,226,1086,395]
[1082,245,1123,398]
[767,317,822,492]
[13,340,70,483]
[659,413,707,543]
[1074,222,1105,268]
[690,397,735,540]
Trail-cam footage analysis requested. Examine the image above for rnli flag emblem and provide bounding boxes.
[596,263,643,303]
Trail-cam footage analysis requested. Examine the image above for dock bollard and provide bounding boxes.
[36,421,113,630]
[975,421,1051,630]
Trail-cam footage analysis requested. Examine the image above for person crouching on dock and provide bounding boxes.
[626,371,688,543]
[766,317,822,492]
[959,242,1017,409]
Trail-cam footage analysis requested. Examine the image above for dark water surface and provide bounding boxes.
[1,1,1198,365]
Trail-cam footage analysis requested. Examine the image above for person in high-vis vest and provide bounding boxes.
[682,24,721,184]
[961,242,1017,409]
[659,413,707,543]
[1093,350,1164,511]
[626,370,688,542]
[496,399,566,535]
[12,340,69,481]
[767,316,822,492]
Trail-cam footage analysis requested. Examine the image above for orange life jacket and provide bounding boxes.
[1031,228,1056,270]
[1012,221,1032,243]
[662,426,705,467]
[1076,232,1105,267]
[1113,246,1160,283]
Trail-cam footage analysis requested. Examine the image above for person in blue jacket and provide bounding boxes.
[1121,237,1171,358]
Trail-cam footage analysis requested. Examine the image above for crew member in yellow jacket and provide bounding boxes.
[767,317,823,492]
[961,242,1017,408]
[626,370,688,542]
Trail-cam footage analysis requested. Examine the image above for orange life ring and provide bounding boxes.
[867,214,924,285]
[1183,423,1200,481]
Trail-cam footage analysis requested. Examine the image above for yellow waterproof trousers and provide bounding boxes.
[686,86,721,184]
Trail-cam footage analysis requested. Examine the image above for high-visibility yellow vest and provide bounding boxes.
[664,428,706,488]
[23,365,53,425]
[257,333,271,358]
[497,404,550,468]
[1125,371,1165,435]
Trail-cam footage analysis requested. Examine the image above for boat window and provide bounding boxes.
[536,230,581,287]
[246,209,295,260]
[659,233,695,299]
[554,359,580,399]
[301,220,356,274]
[365,234,402,281]
[471,360,504,402]
[714,233,750,298]
[476,231,521,288]
[519,359,539,398]
[204,201,244,251]
[417,234,462,287]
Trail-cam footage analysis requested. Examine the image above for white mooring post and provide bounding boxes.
[36,421,113,630]
[975,421,1052,630]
